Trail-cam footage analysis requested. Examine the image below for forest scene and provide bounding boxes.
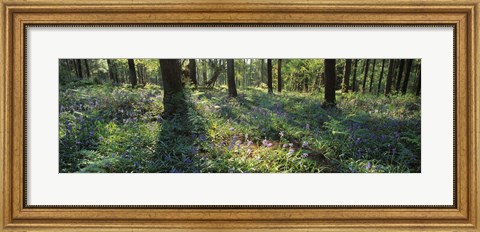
[59,58,421,173]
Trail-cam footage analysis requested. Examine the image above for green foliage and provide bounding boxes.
[60,83,420,173]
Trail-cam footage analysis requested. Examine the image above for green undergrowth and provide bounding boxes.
[60,83,420,173]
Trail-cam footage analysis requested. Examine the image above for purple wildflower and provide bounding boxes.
[262,139,273,147]
[366,162,372,170]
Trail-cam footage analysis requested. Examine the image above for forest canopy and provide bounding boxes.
[59,58,421,173]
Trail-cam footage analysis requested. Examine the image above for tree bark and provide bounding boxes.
[351,59,358,92]
[160,59,186,117]
[401,59,414,94]
[385,59,395,95]
[205,61,223,88]
[83,59,91,78]
[324,59,336,106]
[342,59,352,93]
[260,59,265,86]
[107,59,116,83]
[189,59,198,87]
[75,59,83,79]
[277,59,283,92]
[127,59,137,87]
[415,62,421,96]
[368,59,377,92]
[376,59,386,95]
[395,59,405,92]
[362,59,370,92]
[227,59,237,97]
[202,60,207,86]
[267,59,273,93]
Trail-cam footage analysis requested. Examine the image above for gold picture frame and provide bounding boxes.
[1,0,479,230]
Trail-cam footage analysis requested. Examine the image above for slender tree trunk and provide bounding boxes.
[206,63,223,88]
[260,59,265,86]
[189,59,198,88]
[351,59,358,92]
[227,59,237,97]
[83,59,91,78]
[107,59,116,83]
[127,59,137,87]
[160,59,186,118]
[202,60,207,86]
[385,59,395,95]
[324,59,336,106]
[362,59,370,92]
[415,62,421,96]
[395,59,405,92]
[72,59,79,77]
[277,59,283,92]
[244,59,247,87]
[342,59,352,93]
[368,59,377,92]
[75,59,83,78]
[401,59,414,94]
[267,59,273,93]
[376,59,386,95]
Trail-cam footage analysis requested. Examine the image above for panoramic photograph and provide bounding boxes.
[59,58,421,173]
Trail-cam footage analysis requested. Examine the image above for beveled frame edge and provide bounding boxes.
[1,0,479,231]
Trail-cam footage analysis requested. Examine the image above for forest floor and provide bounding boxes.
[59,82,421,173]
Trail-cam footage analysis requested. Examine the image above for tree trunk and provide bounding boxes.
[189,59,198,88]
[376,59,386,95]
[401,59,414,94]
[202,60,207,86]
[206,64,223,88]
[395,59,405,92]
[385,59,395,95]
[351,59,358,92]
[227,59,237,97]
[160,59,186,118]
[324,59,336,106]
[127,59,137,87]
[75,59,83,78]
[260,59,265,86]
[107,59,116,83]
[277,59,283,92]
[362,59,370,92]
[368,59,377,92]
[342,59,352,93]
[83,59,91,78]
[267,59,273,93]
[415,62,421,96]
